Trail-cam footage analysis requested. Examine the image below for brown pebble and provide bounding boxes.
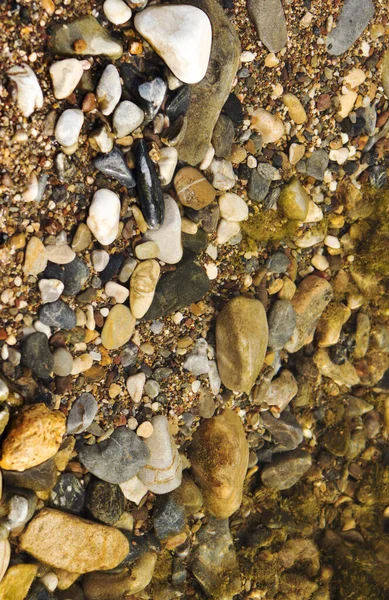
[82,93,97,113]
[73,39,87,53]
[317,94,331,111]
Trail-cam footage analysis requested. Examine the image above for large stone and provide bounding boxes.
[247,0,287,53]
[50,59,84,100]
[144,195,183,264]
[48,16,123,59]
[20,508,129,573]
[0,404,66,472]
[101,305,135,350]
[85,480,125,525]
[189,410,249,518]
[176,0,240,165]
[261,450,312,490]
[216,296,268,394]
[134,5,212,84]
[326,0,375,56]
[0,564,37,600]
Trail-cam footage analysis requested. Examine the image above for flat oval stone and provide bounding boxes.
[87,188,121,246]
[134,5,212,84]
[55,108,84,147]
[261,449,312,490]
[79,427,150,484]
[326,0,375,56]
[101,304,135,350]
[144,195,183,264]
[67,392,98,434]
[247,0,287,53]
[96,64,121,116]
[103,0,132,25]
[216,296,268,394]
[45,244,76,265]
[20,508,129,573]
[48,15,123,59]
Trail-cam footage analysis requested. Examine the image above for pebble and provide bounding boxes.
[138,415,182,493]
[137,421,154,438]
[90,125,114,154]
[254,369,298,412]
[96,64,121,115]
[53,347,73,376]
[267,299,297,351]
[92,249,110,272]
[130,259,160,319]
[67,392,98,434]
[38,279,64,305]
[45,243,76,264]
[134,5,212,84]
[383,48,389,99]
[133,138,165,229]
[183,338,210,376]
[189,410,248,518]
[216,219,240,245]
[71,223,92,252]
[103,0,132,25]
[0,564,37,600]
[7,64,43,117]
[39,299,77,329]
[219,192,248,222]
[3,458,56,492]
[282,92,307,124]
[261,410,303,452]
[157,147,178,186]
[209,158,236,191]
[316,302,351,347]
[23,236,48,276]
[251,108,285,143]
[216,296,268,394]
[55,108,84,147]
[305,149,329,180]
[113,101,144,137]
[314,349,360,387]
[87,188,121,245]
[212,114,235,158]
[0,540,10,584]
[118,257,137,283]
[144,379,160,398]
[135,241,159,260]
[101,305,135,350]
[326,0,375,56]
[85,480,125,525]
[144,195,183,264]
[0,380,9,402]
[105,281,129,303]
[289,143,305,165]
[50,472,85,514]
[79,426,150,484]
[126,372,146,403]
[247,0,287,53]
[49,15,123,59]
[279,177,310,220]
[261,449,312,490]
[49,59,83,100]
[21,332,54,379]
[0,404,65,471]
[248,170,271,201]
[174,167,216,210]
[20,508,129,573]
[311,254,329,271]
[120,476,148,505]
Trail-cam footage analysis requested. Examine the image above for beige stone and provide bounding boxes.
[23,236,47,276]
[0,403,66,471]
[0,564,37,600]
[130,259,160,319]
[71,223,92,252]
[216,296,268,394]
[101,304,135,350]
[282,93,307,124]
[316,302,351,347]
[45,243,76,264]
[53,568,80,590]
[289,143,305,165]
[20,509,129,574]
[314,349,360,387]
[0,540,10,584]
[189,410,249,518]
[82,552,157,600]
[251,108,285,143]
[174,167,216,210]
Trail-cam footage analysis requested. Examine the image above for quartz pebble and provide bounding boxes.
[157,147,178,186]
[113,101,144,138]
[105,281,129,303]
[130,259,160,319]
[92,249,110,272]
[282,92,307,124]
[137,421,154,438]
[219,192,248,222]
[96,65,122,115]
[209,158,236,191]
[251,108,285,143]
[55,108,84,147]
[101,305,135,350]
[119,476,148,505]
[134,5,212,84]
[103,0,132,25]
[49,58,83,100]
[45,243,76,264]
[126,372,146,403]
[216,219,240,245]
[7,64,43,117]
[144,195,183,264]
[23,236,48,276]
[87,189,121,245]
[53,347,73,377]
[71,353,93,375]
[38,278,64,304]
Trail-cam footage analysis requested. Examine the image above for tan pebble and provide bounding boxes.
[311,254,329,271]
[71,223,92,252]
[105,281,129,303]
[23,236,48,276]
[108,383,122,399]
[174,166,216,210]
[337,90,357,119]
[22,172,39,202]
[282,93,307,124]
[140,343,154,355]
[130,259,160,319]
[132,205,148,233]
[82,93,97,112]
[289,143,305,165]
[181,217,198,234]
[344,68,366,89]
[0,563,37,600]
[135,241,159,260]
[264,53,279,67]
[101,305,135,350]
[137,421,154,438]
[45,244,76,265]
[126,372,146,403]
[268,278,283,294]
[41,0,55,15]
[9,233,26,250]
[71,353,93,375]
[251,108,285,143]
[0,539,10,584]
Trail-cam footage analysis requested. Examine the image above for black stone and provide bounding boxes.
[343,161,358,175]
[99,253,124,284]
[26,581,56,600]
[50,473,85,514]
[94,147,136,188]
[261,411,303,452]
[79,426,150,484]
[120,531,161,566]
[21,332,53,379]
[3,458,57,492]
[222,93,243,124]
[143,260,210,320]
[121,62,167,122]
[133,138,165,229]
[182,229,208,255]
[62,257,90,296]
[39,299,76,329]
[153,494,186,540]
[85,479,125,525]
[165,85,191,121]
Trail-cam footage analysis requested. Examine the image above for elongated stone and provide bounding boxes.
[94,147,136,188]
[87,189,121,246]
[144,196,183,264]
[247,0,287,53]
[133,139,164,229]
[48,15,123,59]
[130,259,160,319]
[101,304,136,350]
[326,0,375,56]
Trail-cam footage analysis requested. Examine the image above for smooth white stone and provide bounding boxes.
[200,145,215,171]
[49,59,84,100]
[92,249,110,272]
[113,101,144,137]
[96,64,122,116]
[120,476,148,505]
[38,279,64,304]
[304,200,323,223]
[219,193,248,222]
[34,320,51,338]
[157,147,178,185]
[105,281,129,303]
[87,188,121,245]
[55,109,84,147]
[144,195,183,264]
[138,415,183,494]
[45,244,76,264]
[134,5,212,84]
[126,372,146,403]
[209,158,236,190]
[7,64,43,117]
[90,125,114,153]
[103,0,132,24]
[216,219,240,245]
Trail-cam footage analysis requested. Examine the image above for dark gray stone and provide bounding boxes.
[248,169,271,202]
[39,300,76,329]
[133,138,165,229]
[62,257,90,296]
[182,229,208,255]
[199,203,220,233]
[85,479,125,525]
[94,147,136,188]
[79,426,150,484]
[3,459,57,492]
[144,260,210,320]
[50,473,85,514]
[326,0,375,56]
[21,332,53,379]
[267,251,290,273]
[153,494,186,540]
[261,411,303,452]
[165,85,192,121]
[247,0,287,53]
[120,342,139,368]
[261,449,312,490]
[305,150,329,180]
[26,581,56,600]
[212,114,235,158]
[67,393,98,434]
[268,300,296,351]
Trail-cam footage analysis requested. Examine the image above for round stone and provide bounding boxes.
[113,101,144,138]
[55,109,84,147]
[174,167,216,210]
[53,347,73,377]
[103,0,132,25]
[218,193,248,222]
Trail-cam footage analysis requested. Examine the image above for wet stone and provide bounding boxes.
[212,114,235,158]
[267,251,290,273]
[165,85,191,122]
[268,300,297,351]
[261,410,303,452]
[305,150,329,180]
[261,449,312,490]
[50,473,85,514]
[85,479,125,525]
[3,458,57,492]
[21,332,53,379]
[94,147,136,188]
[133,138,165,229]
[39,299,76,329]
[153,494,186,540]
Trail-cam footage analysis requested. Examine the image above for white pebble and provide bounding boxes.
[55,109,84,147]
[103,0,132,24]
[7,63,43,117]
[49,59,84,100]
[71,354,93,375]
[311,254,329,271]
[92,249,110,272]
[216,219,240,245]
[206,244,218,260]
[87,189,121,245]
[247,155,257,169]
[113,101,144,137]
[34,320,51,338]
[96,64,122,116]
[105,281,129,303]
[38,279,64,304]
[324,235,340,249]
[205,263,218,280]
[219,192,248,222]
[126,372,146,403]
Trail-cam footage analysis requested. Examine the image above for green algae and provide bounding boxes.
[241,209,299,245]
[354,186,389,277]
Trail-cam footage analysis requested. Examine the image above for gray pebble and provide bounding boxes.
[67,393,98,434]
[268,300,296,351]
[267,251,290,274]
[53,347,73,377]
[21,332,54,379]
[305,149,329,181]
[39,299,76,329]
[144,379,160,399]
[248,169,271,202]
